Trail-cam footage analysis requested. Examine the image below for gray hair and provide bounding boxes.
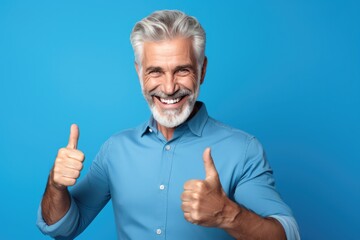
[130,10,206,68]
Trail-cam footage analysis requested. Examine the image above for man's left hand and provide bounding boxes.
[181,148,228,227]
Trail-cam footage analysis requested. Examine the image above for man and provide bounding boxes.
[37,10,300,239]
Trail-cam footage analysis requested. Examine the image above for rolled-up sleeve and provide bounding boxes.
[36,140,111,239]
[36,197,80,239]
[234,137,300,239]
[270,215,301,240]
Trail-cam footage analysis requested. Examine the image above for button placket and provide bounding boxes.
[155,141,177,239]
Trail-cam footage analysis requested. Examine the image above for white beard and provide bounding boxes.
[150,94,196,128]
[141,83,200,128]
[140,66,202,128]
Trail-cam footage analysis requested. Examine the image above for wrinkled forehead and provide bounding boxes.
[141,37,197,67]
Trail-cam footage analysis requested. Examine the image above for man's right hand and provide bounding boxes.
[50,124,85,190]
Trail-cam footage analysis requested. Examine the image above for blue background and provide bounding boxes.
[1,0,359,239]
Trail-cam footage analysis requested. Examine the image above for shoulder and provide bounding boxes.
[204,116,257,144]
[109,127,139,141]
[203,117,265,162]
[100,122,146,151]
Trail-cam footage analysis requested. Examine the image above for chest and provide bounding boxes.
[107,136,241,214]
[103,133,244,239]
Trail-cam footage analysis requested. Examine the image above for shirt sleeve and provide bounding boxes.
[36,140,111,239]
[270,215,301,240]
[234,137,300,237]
[36,196,80,238]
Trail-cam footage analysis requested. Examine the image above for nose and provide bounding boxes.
[162,73,179,95]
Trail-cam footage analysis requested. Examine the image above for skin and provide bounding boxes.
[135,37,207,140]
[41,37,286,239]
[182,148,286,240]
[41,124,84,225]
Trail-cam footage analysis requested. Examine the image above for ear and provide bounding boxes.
[200,56,208,85]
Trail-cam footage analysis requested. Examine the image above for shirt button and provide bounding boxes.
[149,128,153,133]
[156,228,162,235]
[159,184,165,190]
[165,145,171,150]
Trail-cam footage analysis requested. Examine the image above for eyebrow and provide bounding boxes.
[145,66,163,74]
[173,64,195,73]
[145,64,195,74]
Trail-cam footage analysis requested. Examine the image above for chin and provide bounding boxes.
[151,101,194,128]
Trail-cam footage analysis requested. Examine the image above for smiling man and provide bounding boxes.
[37,10,300,239]
[137,37,205,139]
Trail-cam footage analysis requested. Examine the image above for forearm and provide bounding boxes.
[219,198,286,240]
[41,172,71,225]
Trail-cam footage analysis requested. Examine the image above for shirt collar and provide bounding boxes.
[140,101,209,138]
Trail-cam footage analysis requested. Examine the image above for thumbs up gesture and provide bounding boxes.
[181,148,228,227]
[50,124,85,190]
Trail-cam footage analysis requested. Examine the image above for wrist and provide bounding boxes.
[48,171,67,191]
[218,196,244,229]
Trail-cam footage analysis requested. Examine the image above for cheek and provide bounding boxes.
[179,75,199,91]
[142,76,159,92]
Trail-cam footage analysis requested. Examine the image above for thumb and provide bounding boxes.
[67,124,79,149]
[203,148,218,180]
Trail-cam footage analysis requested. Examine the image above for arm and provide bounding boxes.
[37,124,111,239]
[41,124,84,225]
[206,193,286,239]
[181,148,293,239]
[41,173,72,225]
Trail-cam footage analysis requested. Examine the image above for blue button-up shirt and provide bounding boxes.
[37,102,300,239]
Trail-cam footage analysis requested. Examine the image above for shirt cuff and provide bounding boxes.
[269,215,301,240]
[36,197,79,238]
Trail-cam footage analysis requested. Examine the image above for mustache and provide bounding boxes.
[149,88,192,99]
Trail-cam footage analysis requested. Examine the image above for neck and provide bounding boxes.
[157,124,175,141]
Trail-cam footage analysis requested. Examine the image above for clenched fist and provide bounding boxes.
[181,148,228,227]
[50,124,85,190]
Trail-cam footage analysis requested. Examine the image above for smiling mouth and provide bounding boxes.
[159,97,182,104]
[151,89,191,106]
[153,95,188,105]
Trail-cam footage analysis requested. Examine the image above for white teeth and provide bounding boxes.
[160,97,181,104]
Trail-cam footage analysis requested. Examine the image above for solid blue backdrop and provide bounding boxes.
[0,0,359,239]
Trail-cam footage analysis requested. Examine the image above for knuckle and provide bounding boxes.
[74,170,80,178]
[55,157,64,165]
[180,192,186,200]
[75,161,83,170]
[196,181,205,189]
[192,212,201,222]
[58,148,67,156]
[184,213,191,222]
[183,181,191,189]
[181,203,186,210]
[67,178,76,186]
[52,164,61,173]
[192,192,201,201]
[192,201,200,211]
[185,180,199,190]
